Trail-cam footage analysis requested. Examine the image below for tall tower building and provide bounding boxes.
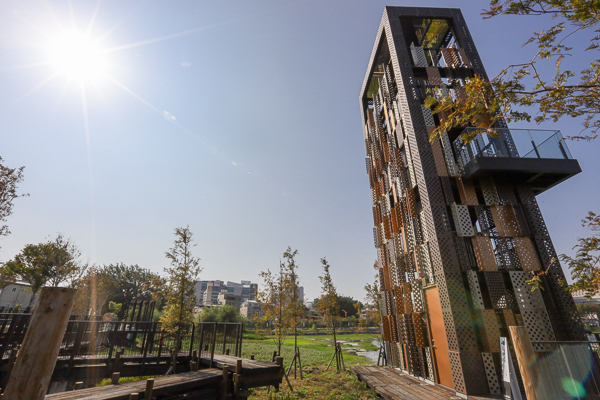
[360,7,583,396]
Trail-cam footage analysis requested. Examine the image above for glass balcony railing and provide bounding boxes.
[453,127,573,169]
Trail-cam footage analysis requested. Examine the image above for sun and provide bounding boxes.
[46,32,108,83]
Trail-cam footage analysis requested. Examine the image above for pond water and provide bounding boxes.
[341,339,381,364]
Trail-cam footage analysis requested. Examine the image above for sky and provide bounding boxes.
[0,1,598,303]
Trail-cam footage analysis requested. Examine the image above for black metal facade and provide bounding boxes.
[359,6,584,396]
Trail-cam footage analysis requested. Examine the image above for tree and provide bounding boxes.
[72,267,113,315]
[257,266,288,355]
[102,263,163,306]
[198,305,246,323]
[317,257,345,371]
[426,0,600,142]
[561,211,600,296]
[0,157,27,247]
[1,234,87,306]
[317,258,339,343]
[337,296,360,318]
[160,226,202,346]
[576,302,600,323]
[363,261,382,327]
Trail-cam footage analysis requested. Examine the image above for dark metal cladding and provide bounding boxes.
[359,6,584,396]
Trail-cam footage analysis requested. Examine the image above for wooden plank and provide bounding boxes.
[4,288,77,400]
[509,326,539,400]
[46,370,222,400]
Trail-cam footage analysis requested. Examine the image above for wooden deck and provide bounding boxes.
[45,369,223,400]
[351,366,502,400]
[45,355,284,399]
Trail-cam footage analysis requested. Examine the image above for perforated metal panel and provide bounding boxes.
[413,313,426,347]
[451,203,475,237]
[479,177,499,206]
[421,105,435,127]
[410,44,427,67]
[514,237,541,271]
[424,347,435,381]
[440,131,457,176]
[472,236,498,271]
[449,351,466,393]
[490,205,521,237]
[510,271,545,310]
[481,352,501,395]
[466,271,485,309]
[457,176,479,205]
[480,309,501,352]
[522,309,556,349]
[484,271,516,309]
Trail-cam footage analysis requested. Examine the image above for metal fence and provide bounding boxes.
[0,312,242,363]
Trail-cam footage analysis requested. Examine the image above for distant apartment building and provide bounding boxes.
[240,300,262,319]
[194,280,258,306]
[0,282,37,309]
[572,289,600,304]
[217,292,241,310]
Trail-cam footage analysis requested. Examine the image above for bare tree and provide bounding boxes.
[0,156,27,247]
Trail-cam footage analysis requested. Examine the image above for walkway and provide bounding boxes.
[351,366,502,400]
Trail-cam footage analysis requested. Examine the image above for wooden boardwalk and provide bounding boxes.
[46,369,223,400]
[45,355,284,399]
[351,366,502,400]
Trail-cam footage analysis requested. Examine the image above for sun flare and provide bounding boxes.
[47,33,108,83]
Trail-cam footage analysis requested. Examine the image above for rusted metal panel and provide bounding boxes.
[472,236,498,271]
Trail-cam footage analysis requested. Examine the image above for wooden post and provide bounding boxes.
[111,372,120,385]
[222,324,228,354]
[74,382,83,390]
[275,356,283,391]
[197,323,205,361]
[190,361,197,371]
[509,326,539,400]
[221,365,230,400]
[129,394,139,400]
[112,347,124,375]
[145,378,154,399]
[234,359,243,396]
[188,322,196,358]
[210,322,217,368]
[225,348,230,355]
[250,354,255,360]
[3,287,76,400]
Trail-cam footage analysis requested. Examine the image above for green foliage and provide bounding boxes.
[317,257,339,335]
[102,263,164,307]
[2,234,86,298]
[562,211,600,296]
[362,261,382,326]
[0,157,27,247]
[426,0,600,142]
[256,247,303,355]
[160,226,202,339]
[108,301,122,313]
[199,305,247,323]
[576,302,600,322]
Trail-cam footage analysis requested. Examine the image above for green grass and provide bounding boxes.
[249,366,378,400]
[241,334,378,368]
[96,375,160,387]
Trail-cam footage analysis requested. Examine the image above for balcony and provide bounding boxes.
[453,128,581,195]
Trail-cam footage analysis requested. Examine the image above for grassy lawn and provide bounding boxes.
[242,333,380,399]
[248,365,378,400]
[241,333,379,367]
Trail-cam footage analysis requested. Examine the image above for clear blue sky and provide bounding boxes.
[1,1,598,302]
